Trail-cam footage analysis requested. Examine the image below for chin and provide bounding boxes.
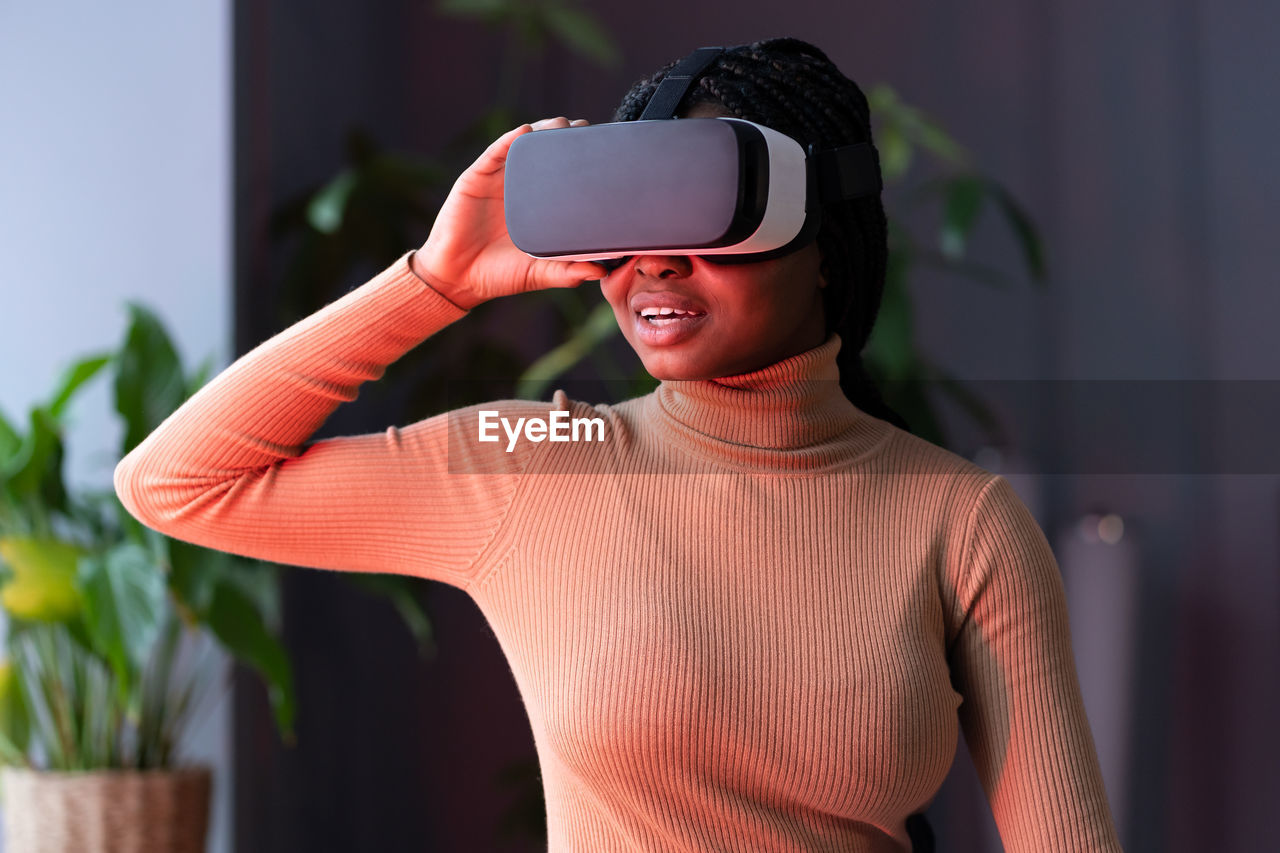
[638,352,722,382]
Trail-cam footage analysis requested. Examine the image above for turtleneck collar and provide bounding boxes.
[644,333,893,472]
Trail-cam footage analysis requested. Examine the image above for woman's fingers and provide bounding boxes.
[469,123,533,176]
[537,260,610,291]
[469,117,588,176]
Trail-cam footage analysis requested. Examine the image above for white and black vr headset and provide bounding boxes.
[503,46,883,272]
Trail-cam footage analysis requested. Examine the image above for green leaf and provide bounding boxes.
[515,302,618,399]
[1,409,59,502]
[876,121,911,182]
[436,0,511,17]
[342,573,434,658]
[114,304,188,455]
[10,623,117,769]
[0,657,34,763]
[46,354,112,423]
[912,115,969,167]
[75,543,167,705]
[864,231,915,382]
[924,361,1009,447]
[939,175,986,260]
[868,84,969,170]
[222,561,282,633]
[542,4,621,68]
[166,539,282,631]
[306,169,359,235]
[512,3,547,53]
[0,408,20,466]
[986,181,1047,282]
[165,539,226,618]
[205,580,295,743]
[0,537,86,622]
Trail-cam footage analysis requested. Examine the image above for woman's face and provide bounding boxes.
[599,243,828,381]
[598,103,828,380]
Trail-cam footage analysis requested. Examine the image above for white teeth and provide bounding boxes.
[639,307,699,317]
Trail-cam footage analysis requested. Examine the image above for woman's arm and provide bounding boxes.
[114,117,605,590]
[948,475,1125,852]
[113,252,526,589]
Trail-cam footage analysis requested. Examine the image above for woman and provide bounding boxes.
[115,38,1122,852]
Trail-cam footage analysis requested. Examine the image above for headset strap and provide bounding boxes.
[640,45,882,201]
[638,47,725,121]
[816,143,883,201]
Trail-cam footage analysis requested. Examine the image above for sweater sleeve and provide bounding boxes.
[113,250,527,591]
[949,475,1124,852]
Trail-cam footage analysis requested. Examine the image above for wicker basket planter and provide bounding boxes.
[0,765,211,853]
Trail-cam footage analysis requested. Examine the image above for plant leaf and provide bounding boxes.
[223,561,283,633]
[436,0,511,17]
[0,657,32,763]
[875,120,911,182]
[515,302,618,399]
[205,580,295,743]
[0,408,20,466]
[868,84,969,168]
[342,573,434,658]
[542,4,621,68]
[0,537,85,622]
[0,409,65,513]
[923,361,1011,447]
[114,304,188,455]
[986,180,1047,282]
[47,354,112,423]
[165,538,227,617]
[306,169,359,235]
[866,223,916,381]
[939,175,985,260]
[76,543,167,705]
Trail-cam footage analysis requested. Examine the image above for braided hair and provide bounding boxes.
[612,38,912,434]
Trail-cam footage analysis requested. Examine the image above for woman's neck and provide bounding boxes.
[645,334,893,471]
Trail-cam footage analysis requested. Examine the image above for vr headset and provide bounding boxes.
[503,46,883,271]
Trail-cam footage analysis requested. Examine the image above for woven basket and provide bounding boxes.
[0,765,211,853]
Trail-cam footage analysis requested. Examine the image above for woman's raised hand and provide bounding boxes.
[411,117,605,310]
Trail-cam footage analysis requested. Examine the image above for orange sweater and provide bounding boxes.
[114,250,1122,851]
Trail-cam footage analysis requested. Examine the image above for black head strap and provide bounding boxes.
[816,143,883,202]
[638,47,725,121]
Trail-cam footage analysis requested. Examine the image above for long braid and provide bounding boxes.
[612,38,912,434]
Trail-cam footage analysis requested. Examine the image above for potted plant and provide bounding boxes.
[0,303,433,852]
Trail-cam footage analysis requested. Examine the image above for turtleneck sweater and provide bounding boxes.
[114,250,1123,852]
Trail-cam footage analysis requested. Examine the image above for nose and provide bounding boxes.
[634,255,693,279]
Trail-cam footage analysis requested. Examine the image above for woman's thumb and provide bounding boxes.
[542,260,608,289]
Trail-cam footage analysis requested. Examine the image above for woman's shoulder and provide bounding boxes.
[870,422,993,477]
[860,424,1002,511]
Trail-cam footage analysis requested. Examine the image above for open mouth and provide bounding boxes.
[638,307,707,325]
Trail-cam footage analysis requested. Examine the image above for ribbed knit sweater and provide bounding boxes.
[114,250,1122,852]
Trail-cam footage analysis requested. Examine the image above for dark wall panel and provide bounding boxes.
[233,2,1280,850]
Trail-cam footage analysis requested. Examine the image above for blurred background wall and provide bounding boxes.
[0,3,234,853]
[3,1,1277,851]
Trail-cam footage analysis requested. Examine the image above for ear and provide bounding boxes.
[811,238,830,289]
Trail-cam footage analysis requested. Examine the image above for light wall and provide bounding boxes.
[0,3,232,853]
